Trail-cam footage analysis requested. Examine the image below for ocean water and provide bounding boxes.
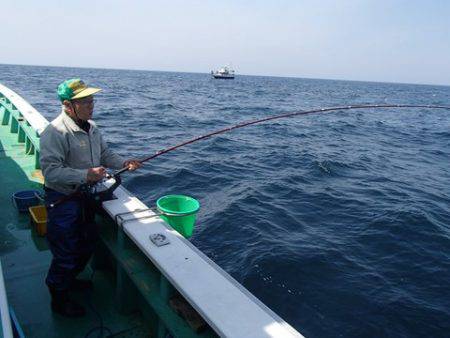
[1,64,450,337]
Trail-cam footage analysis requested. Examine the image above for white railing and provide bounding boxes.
[0,83,48,135]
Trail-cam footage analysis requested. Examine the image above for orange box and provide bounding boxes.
[29,205,47,236]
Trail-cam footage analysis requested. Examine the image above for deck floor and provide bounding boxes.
[0,124,148,337]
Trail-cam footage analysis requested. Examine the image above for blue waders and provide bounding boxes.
[45,188,98,291]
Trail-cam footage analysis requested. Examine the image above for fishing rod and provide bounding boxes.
[50,103,450,208]
[113,103,450,177]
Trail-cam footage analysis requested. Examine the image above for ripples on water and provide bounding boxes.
[1,64,450,337]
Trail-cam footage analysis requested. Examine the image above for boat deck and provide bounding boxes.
[0,123,148,337]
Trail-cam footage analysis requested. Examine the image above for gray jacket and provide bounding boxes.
[40,110,125,195]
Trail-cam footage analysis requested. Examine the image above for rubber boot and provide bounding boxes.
[49,288,86,317]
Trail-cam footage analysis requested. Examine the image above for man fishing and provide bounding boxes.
[40,78,141,317]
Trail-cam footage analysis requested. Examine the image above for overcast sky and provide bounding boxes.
[2,0,450,85]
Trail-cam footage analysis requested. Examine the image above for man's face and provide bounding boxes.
[69,96,95,120]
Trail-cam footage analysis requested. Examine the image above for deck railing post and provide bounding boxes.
[115,226,138,314]
[25,138,33,154]
[157,275,171,338]
[35,150,40,169]
[18,125,25,143]
[0,106,9,125]
[10,116,18,133]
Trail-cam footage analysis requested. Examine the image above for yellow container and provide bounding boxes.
[29,205,47,236]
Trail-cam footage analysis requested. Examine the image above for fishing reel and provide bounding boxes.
[81,173,122,204]
[49,172,123,209]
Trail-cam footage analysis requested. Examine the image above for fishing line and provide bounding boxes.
[50,103,450,207]
[113,103,450,177]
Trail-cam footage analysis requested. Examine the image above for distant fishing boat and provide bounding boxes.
[211,66,235,79]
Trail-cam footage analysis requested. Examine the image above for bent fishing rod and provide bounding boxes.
[113,103,450,176]
[50,103,450,207]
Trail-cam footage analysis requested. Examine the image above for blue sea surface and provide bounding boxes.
[1,64,450,337]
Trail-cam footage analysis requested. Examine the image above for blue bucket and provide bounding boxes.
[11,190,42,213]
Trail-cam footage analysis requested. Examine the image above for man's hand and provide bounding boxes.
[123,159,142,171]
[87,166,106,183]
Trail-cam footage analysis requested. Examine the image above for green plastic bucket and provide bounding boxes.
[156,195,200,238]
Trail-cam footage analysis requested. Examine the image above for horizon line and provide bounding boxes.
[1,62,449,88]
